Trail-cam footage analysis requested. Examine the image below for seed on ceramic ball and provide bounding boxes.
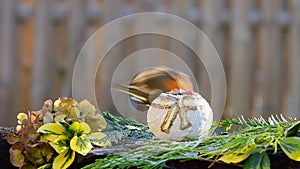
[147,89,213,141]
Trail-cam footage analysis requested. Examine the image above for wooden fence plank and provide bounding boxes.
[170,0,198,93]
[0,1,299,125]
[63,0,86,97]
[255,0,282,117]
[227,0,253,118]
[201,0,226,120]
[14,0,35,121]
[283,0,300,118]
[30,0,54,110]
[0,0,17,126]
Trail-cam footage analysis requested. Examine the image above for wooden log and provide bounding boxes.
[0,127,16,169]
[0,128,299,169]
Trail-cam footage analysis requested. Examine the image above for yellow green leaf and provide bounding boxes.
[280,137,300,161]
[53,149,75,169]
[9,148,25,167]
[17,113,28,124]
[80,122,91,134]
[37,164,52,169]
[69,122,80,133]
[49,139,69,154]
[219,144,256,163]
[69,122,91,135]
[37,123,65,135]
[70,136,92,156]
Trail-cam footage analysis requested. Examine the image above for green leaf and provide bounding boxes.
[285,121,300,137]
[38,164,52,169]
[68,121,80,133]
[243,152,270,169]
[53,149,75,169]
[70,136,92,156]
[69,122,91,135]
[9,148,25,167]
[279,137,300,161]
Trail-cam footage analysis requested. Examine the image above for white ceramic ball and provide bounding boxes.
[147,90,213,141]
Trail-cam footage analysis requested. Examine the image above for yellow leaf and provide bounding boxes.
[43,133,68,143]
[53,149,75,169]
[219,144,256,163]
[17,113,28,124]
[70,136,92,156]
[80,122,91,134]
[37,123,65,135]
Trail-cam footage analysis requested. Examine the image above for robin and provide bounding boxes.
[114,67,193,108]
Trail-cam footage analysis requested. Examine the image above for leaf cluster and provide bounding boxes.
[85,115,300,169]
[7,98,108,169]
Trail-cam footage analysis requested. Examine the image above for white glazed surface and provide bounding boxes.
[147,90,213,141]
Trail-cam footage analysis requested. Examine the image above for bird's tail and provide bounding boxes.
[111,82,151,106]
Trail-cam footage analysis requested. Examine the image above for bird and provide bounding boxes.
[113,67,193,109]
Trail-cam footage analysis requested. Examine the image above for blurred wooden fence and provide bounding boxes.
[0,0,300,126]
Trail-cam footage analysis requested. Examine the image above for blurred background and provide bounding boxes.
[0,0,300,126]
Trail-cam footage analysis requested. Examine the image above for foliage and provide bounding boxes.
[7,98,108,169]
[84,115,300,169]
[101,112,153,144]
